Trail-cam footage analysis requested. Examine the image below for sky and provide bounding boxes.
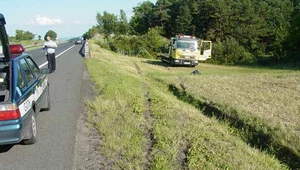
[1,0,156,39]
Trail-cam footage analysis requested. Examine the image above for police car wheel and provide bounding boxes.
[23,114,37,145]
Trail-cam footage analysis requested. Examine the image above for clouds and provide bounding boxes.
[19,14,95,38]
[73,20,82,24]
[25,15,63,26]
[25,15,90,26]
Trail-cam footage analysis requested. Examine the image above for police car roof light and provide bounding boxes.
[9,44,25,54]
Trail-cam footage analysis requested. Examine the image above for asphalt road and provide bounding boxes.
[0,42,86,170]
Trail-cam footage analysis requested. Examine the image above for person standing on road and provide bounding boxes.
[43,35,57,73]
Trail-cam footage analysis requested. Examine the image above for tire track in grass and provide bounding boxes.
[135,62,155,169]
[135,62,189,169]
[177,135,189,170]
[142,84,155,169]
[168,83,300,169]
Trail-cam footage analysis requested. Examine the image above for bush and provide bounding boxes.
[95,39,111,50]
[96,28,169,59]
[143,27,169,57]
[111,35,143,55]
[211,38,254,65]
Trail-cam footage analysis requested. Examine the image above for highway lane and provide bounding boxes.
[0,43,86,170]
[25,42,79,68]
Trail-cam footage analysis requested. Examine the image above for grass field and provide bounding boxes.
[84,38,299,169]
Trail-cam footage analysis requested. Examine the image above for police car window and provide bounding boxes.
[16,63,25,89]
[20,58,34,84]
[25,57,40,77]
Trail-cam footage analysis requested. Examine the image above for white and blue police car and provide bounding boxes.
[0,13,51,145]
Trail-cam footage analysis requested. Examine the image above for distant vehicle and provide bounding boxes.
[75,39,82,45]
[0,13,51,145]
[158,35,212,66]
[75,37,84,45]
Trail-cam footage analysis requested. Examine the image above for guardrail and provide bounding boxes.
[83,40,91,57]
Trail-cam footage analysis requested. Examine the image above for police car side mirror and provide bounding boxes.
[41,68,50,74]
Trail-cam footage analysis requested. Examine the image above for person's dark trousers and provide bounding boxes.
[46,53,56,73]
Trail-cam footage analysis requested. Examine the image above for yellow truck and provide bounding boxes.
[159,35,212,66]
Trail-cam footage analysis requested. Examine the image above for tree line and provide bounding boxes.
[84,0,300,66]
[9,30,57,42]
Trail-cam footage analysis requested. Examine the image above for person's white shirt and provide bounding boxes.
[43,40,57,54]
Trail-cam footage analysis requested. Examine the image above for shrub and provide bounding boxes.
[143,27,169,57]
[95,39,110,50]
[98,28,169,59]
[211,38,254,65]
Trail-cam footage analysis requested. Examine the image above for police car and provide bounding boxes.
[0,13,51,145]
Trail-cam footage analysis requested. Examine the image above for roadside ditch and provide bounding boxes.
[168,83,300,169]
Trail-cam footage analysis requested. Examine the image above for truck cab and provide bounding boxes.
[160,35,212,66]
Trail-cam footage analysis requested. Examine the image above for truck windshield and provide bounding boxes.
[176,41,197,50]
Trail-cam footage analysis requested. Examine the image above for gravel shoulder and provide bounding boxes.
[72,67,105,170]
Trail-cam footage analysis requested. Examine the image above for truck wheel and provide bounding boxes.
[169,58,174,67]
[23,114,37,145]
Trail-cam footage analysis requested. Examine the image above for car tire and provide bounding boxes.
[43,85,51,111]
[23,114,37,145]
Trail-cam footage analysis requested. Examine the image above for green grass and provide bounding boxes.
[150,63,300,164]
[85,44,147,169]
[83,38,295,169]
[143,62,300,168]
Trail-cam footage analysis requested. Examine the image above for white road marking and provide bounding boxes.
[39,45,75,68]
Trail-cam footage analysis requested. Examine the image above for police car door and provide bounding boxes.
[25,56,48,112]
[20,56,48,113]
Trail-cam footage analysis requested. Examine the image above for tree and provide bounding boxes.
[15,30,23,40]
[96,11,118,37]
[192,0,293,63]
[44,30,57,40]
[284,0,300,62]
[116,9,130,35]
[153,0,172,27]
[173,3,192,35]
[15,29,35,40]
[143,27,169,55]
[86,0,296,65]
[88,25,100,38]
[130,1,155,35]
[38,35,41,40]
